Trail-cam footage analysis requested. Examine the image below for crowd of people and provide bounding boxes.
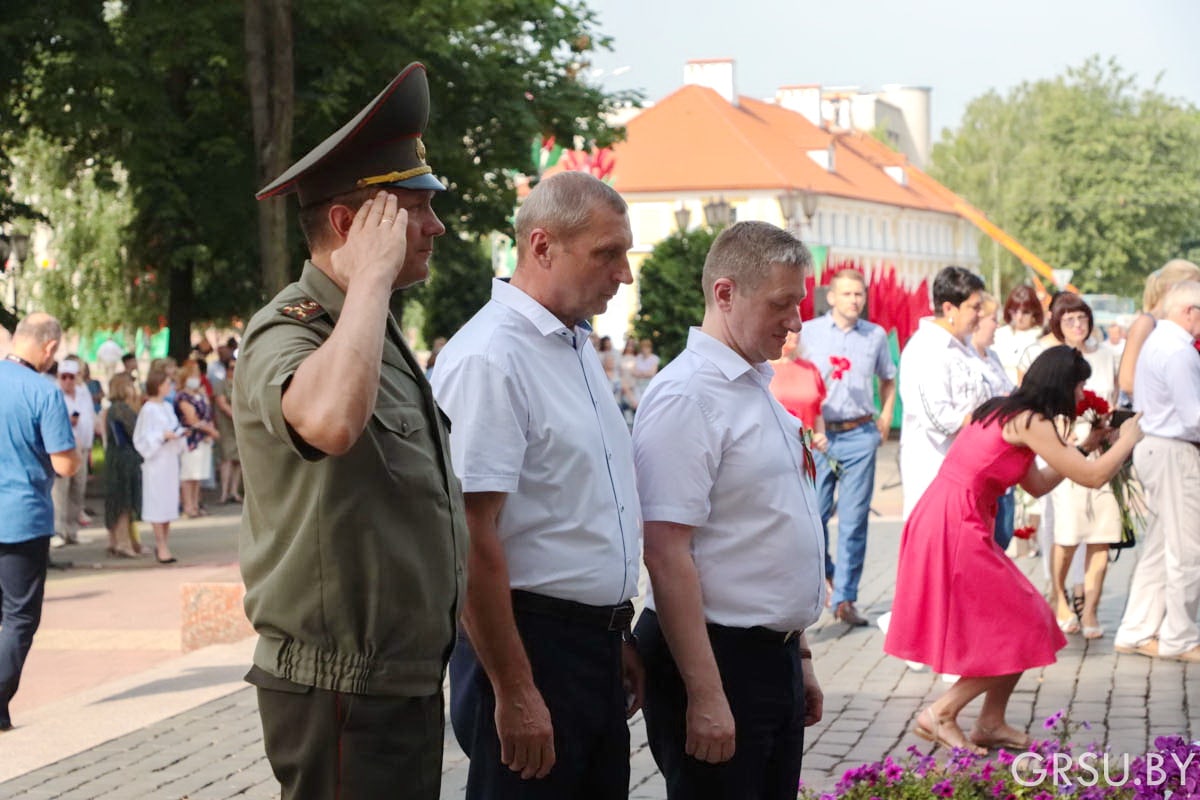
[3,59,1197,800]
[27,341,242,563]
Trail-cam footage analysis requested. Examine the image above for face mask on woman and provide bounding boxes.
[185,377,201,390]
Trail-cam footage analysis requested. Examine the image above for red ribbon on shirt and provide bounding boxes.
[799,427,817,484]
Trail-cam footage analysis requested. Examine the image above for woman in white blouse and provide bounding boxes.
[972,293,1018,549]
[898,266,991,519]
[993,285,1045,386]
[1044,294,1120,638]
[133,366,187,563]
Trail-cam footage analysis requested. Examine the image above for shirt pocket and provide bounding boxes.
[374,397,427,440]
[373,397,435,486]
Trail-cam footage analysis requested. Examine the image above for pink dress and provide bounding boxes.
[884,419,1066,676]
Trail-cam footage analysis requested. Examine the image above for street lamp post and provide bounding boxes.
[10,232,30,312]
[674,204,691,233]
[777,189,820,239]
[702,197,733,228]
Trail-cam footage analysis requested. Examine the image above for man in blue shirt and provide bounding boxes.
[1,312,81,731]
[801,270,896,627]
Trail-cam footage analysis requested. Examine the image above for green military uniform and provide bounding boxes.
[236,260,466,695]
[237,62,465,800]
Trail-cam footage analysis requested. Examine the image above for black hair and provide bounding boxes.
[932,266,985,313]
[972,345,1091,438]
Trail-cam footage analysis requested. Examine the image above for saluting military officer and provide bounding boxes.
[234,63,468,800]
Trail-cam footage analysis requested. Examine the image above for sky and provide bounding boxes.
[586,0,1200,138]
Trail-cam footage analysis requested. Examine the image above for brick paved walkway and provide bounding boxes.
[4,519,1195,799]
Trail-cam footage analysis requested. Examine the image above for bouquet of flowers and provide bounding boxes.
[828,355,851,380]
[1012,525,1037,540]
[1074,391,1144,550]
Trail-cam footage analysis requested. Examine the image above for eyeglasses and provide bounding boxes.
[59,374,76,380]
[1060,315,1090,327]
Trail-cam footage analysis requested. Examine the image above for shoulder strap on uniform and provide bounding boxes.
[278,297,327,323]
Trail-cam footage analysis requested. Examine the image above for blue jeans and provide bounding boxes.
[815,423,881,606]
[0,536,50,727]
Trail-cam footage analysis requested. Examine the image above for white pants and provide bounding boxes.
[1115,436,1200,656]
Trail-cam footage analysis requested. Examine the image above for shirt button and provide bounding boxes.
[619,505,625,513]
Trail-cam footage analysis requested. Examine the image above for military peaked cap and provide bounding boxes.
[256,62,444,207]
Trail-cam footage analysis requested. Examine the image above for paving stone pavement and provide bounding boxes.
[3,515,1195,799]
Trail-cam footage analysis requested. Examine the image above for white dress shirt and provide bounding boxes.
[1133,319,1200,442]
[993,325,1041,385]
[63,384,96,451]
[633,328,826,633]
[431,279,641,607]
[898,317,991,519]
[974,346,1014,399]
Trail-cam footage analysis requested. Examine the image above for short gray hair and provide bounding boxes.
[1163,280,1200,316]
[702,221,811,300]
[14,312,63,346]
[515,172,627,257]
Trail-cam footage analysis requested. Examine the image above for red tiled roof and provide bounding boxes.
[609,85,957,215]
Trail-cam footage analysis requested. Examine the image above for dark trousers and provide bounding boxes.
[248,666,444,800]
[993,487,1016,550]
[0,537,50,727]
[449,606,630,799]
[635,609,806,800]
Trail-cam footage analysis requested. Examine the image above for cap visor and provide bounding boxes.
[383,173,446,192]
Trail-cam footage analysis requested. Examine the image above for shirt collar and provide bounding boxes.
[297,260,350,318]
[686,327,773,384]
[822,311,862,332]
[918,316,968,350]
[491,278,590,345]
[1158,318,1193,344]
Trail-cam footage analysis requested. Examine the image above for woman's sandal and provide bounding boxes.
[1082,626,1105,640]
[1057,616,1081,634]
[970,723,1032,751]
[912,707,987,756]
[1071,589,1086,620]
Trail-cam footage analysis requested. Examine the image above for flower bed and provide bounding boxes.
[799,713,1200,799]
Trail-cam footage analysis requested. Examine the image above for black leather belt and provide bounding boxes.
[511,590,634,631]
[706,620,800,646]
[825,414,874,433]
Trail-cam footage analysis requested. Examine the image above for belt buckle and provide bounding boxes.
[608,603,634,631]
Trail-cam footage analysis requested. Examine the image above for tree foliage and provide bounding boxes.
[7,133,152,333]
[632,227,720,363]
[2,1,634,354]
[931,57,1200,297]
[413,234,494,344]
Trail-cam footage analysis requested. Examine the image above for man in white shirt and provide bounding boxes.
[1115,281,1200,662]
[51,357,95,545]
[632,221,825,800]
[432,172,642,798]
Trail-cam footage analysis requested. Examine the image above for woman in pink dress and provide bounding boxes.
[884,346,1143,754]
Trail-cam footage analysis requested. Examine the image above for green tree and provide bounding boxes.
[632,227,719,362]
[414,234,494,344]
[932,57,1200,297]
[3,1,634,353]
[8,132,152,334]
